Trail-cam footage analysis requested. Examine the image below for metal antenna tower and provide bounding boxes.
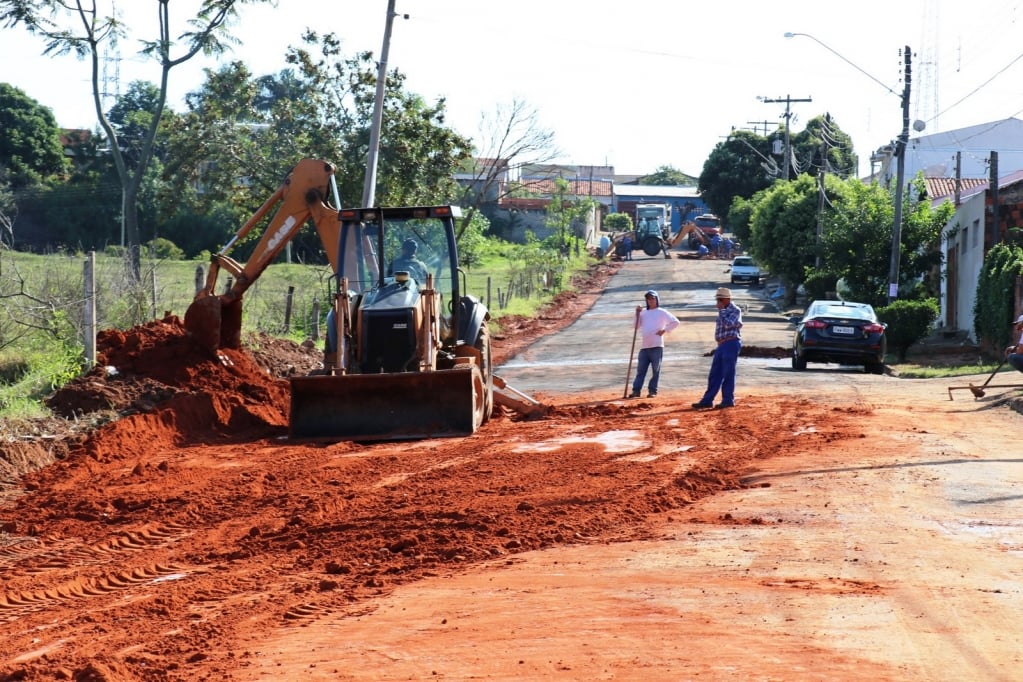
[914,0,939,129]
[100,2,123,111]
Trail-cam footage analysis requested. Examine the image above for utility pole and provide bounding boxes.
[887,47,911,303]
[761,95,812,180]
[362,0,408,208]
[746,120,777,136]
[815,123,829,268]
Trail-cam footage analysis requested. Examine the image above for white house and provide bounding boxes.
[939,170,1023,341]
[875,117,1023,184]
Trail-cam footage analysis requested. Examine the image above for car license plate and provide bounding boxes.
[832,326,854,334]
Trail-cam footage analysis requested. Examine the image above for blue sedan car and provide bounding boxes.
[792,300,887,374]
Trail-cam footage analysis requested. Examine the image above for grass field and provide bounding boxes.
[0,244,596,418]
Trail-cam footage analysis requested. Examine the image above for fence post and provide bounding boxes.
[487,276,492,309]
[284,285,295,333]
[194,265,204,294]
[150,268,157,320]
[311,298,321,341]
[83,251,96,369]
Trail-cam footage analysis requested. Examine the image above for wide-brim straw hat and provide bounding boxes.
[715,287,732,300]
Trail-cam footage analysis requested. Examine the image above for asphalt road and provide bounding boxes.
[496,249,889,401]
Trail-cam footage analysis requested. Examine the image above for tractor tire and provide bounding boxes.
[642,237,662,257]
[475,323,494,422]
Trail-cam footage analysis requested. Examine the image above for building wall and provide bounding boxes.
[613,194,708,232]
[941,176,1023,342]
[942,191,986,341]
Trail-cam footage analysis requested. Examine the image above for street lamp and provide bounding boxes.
[785,32,912,303]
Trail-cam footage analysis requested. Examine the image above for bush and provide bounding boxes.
[146,237,185,261]
[973,242,1023,350]
[0,353,30,384]
[877,298,939,362]
[802,270,839,302]
[603,212,633,232]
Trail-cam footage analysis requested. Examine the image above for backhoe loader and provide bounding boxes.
[289,204,499,440]
[612,222,711,259]
[185,160,542,441]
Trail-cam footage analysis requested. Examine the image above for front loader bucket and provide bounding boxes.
[289,366,488,441]
[183,296,243,352]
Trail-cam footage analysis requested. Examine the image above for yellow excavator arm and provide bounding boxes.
[667,222,710,248]
[185,159,345,352]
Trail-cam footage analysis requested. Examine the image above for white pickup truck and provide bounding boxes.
[729,256,761,285]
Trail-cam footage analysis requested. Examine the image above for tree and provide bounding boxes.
[1,0,274,279]
[790,114,857,180]
[747,174,819,299]
[819,174,952,307]
[639,165,695,186]
[698,130,778,224]
[698,116,857,227]
[106,80,166,171]
[0,83,68,188]
[0,171,15,247]
[456,98,560,240]
[157,31,473,262]
[746,170,953,309]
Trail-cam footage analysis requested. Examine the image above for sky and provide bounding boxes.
[3,0,1023,179]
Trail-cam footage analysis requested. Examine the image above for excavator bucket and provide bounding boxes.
[183,296,244,353]
[288,365,488,441]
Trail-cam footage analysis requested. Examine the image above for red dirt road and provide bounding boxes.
[2,258,1023,681]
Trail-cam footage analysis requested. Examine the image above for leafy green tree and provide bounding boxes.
[698,130,778,224]
[746,169,953,309]
[815,176,894,305]
[543,177,595,256]
[726,194,757,245]
[790,114,857,179]
[698,116,856,227]
[747,174,819,297]
[639,165,695,186]
[159,31,472,263]
[281,31,471,208]
[0,83,68,188]
[106,81,166,171]
[820,174,952,307]
[1,0,275,279]
[456,211,489,269]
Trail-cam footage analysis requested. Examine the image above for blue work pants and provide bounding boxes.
[632,347,664,395]
[700,339,741,406]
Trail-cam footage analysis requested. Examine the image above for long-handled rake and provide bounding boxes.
[947,359,1013,399]
[623,308,640,398]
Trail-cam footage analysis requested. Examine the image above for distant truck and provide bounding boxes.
[688,213,722,248]
[635,203,671,239]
